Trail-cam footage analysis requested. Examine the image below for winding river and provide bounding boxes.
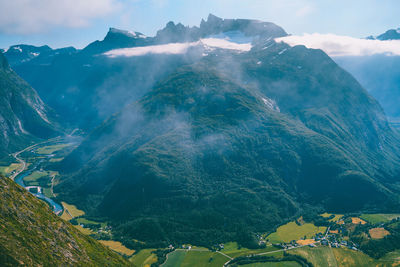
[15,167,63,215]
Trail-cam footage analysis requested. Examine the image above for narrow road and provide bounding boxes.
[9,136,62,180]
[325,226,331,239]
[217,250,233,260]
[256,242,319,256]
[50,174,56,197]
[10,145,32,180]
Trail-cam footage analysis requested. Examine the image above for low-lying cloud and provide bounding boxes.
[276,33,400,57]
[0,0,119,34]
[105,38,252,57]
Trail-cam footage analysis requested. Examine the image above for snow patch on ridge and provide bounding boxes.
[208,30,255,44]
[201,38,252,51]
[262,97,280,112]
[13,46,22,52]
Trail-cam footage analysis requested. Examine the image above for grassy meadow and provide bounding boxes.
[320,213,344,222]
[288,246,396,267]
[130,249,158,267]
[161,250,229,267]
[0,163,21,176]
[60,202,85,221]
[99,240,135,256]
[35,144,70,154]
[220,242,281,258]
[266,221,326,243]
[74,225,94,235]
[241,262,301,267]
[360,214,400,224]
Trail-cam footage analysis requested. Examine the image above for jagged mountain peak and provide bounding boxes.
[107,27,146,39]
[155,14,287,44]
[200,13,287,38]
[377,28,400,40]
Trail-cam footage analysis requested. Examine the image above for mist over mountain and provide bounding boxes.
[335,55,400,121]
[37,16,400,247]
[4,14,287,131]
[0,52,58,158]
[333,27,400,125]
[3,12,400,254]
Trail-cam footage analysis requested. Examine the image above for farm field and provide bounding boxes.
[332,247,377,266]
[351,217,367,225]
[0,163,21,176]
[266,221,326,243]
[241,262,301,267]
[180,251,228,267]
[162,250,228,267]
[289,246,395,267]
[296,239,315,245]
[35,144,70,154]
[49,157,64,162]
[99,240,135,256]
[289,246,337,267]
[162,250,187,267]
[221,242,281,258]
[60,201,85,221]
[369,228,390,239]
[360,214,400,224]
[74,225,93,235]
[320,213,343,222]
[130,249,158,267]
[23,170,47,183]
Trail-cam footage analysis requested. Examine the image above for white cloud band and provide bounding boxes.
[104,38,252,57]
[276,33,400,57]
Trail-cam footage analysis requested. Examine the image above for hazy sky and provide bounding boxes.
[0,0,399,49]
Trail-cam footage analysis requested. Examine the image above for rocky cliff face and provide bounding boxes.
[0,52,58,157]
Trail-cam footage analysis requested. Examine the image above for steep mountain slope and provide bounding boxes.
[7,14,287,130]
[334,27,400,124]
[335,55,400,122]
[56,37,400,246]
[0,52,58,158]
[0,175,131,266]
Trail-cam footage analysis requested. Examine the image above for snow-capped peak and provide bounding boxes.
[109,28,143,38]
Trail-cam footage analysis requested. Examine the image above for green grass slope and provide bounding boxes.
[0,175,131,266]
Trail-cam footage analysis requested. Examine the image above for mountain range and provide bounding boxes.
[4,14,287,131]
[17,16,396,247]
[3,14,400,250]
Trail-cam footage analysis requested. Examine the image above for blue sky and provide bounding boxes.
[0,0,399,49]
